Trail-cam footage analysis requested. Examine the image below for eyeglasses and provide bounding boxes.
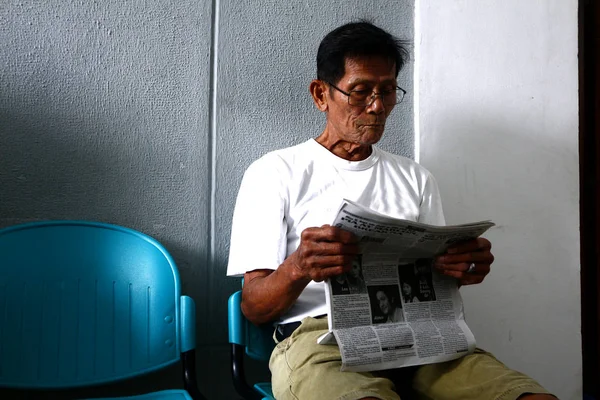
[326,81,406,107]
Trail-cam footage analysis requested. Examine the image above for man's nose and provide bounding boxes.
[366,95,386,114]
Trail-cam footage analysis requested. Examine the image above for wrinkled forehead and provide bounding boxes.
[339,55,397,85]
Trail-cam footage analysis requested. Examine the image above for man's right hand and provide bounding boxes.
[241,225,359,325]
[287,224,360,282]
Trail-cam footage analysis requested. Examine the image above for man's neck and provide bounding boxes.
[315,129,372,161]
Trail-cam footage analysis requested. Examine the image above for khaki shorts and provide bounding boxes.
[269,317,553,400]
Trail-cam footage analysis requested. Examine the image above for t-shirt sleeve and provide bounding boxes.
[226,156,288,277]
[417,172,446,226]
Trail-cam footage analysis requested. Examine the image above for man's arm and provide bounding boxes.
[241,225,359,325]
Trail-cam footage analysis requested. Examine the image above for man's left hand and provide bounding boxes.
[434,238,494,286]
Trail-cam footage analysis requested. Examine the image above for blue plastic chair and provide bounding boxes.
[227,291,274,400]
[0,221,206,400]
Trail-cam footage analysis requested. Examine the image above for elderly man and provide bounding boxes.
[227,21,555,400]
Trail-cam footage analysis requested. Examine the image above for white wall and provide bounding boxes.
[417,1,580,399]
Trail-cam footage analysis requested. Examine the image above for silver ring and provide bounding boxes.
[467,263,476,274]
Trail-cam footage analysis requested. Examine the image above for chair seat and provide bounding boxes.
[84,389,193,400]
[255,383,274,400]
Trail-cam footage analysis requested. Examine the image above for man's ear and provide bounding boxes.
[309,80,329,112]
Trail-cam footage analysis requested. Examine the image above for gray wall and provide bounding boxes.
[1,1,414,398]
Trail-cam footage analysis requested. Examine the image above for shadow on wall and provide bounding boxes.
[0,96,150,226]
[0,92,224,398]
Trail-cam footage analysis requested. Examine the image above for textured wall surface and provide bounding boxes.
[1,1,414,398]
[418,1,580,399]
[213,0,415,341]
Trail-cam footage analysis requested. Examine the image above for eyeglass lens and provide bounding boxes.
[348,89,404,106]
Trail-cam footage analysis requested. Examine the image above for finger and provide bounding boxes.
[446,237,491,254]
[310,265,351,282]
[288,250,354,281]
[435,250,494,265]
[319,225,359,243]
[437,261,490,276]
[436,264,491,278]
[302,225,358,244]
[435,262,490,276]
[439,267,488,279]
[302,241,359,258]
[303,253,356,270]
[439,268,486,284]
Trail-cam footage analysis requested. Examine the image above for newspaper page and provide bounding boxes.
[317,199,495,372]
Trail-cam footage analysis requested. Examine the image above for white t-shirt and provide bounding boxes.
[227,139,445,323]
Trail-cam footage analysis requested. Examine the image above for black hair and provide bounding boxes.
[317,20,410,84]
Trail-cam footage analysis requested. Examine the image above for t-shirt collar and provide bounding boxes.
[309,139,380,171]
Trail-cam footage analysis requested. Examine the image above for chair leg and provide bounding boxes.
[231,344,264,400]
[182,349,208,400]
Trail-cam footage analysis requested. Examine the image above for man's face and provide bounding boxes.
[402,282,412,296]
[376,290,391,315]
[326,56,397,147]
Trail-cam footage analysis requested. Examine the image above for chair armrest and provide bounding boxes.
[228,291,246,345]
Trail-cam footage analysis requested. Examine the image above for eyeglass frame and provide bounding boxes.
[324,81,407,107]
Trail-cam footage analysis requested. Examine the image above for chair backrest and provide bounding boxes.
[0,221,195,389]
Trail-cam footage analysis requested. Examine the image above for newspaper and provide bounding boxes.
[317,199,495,372]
